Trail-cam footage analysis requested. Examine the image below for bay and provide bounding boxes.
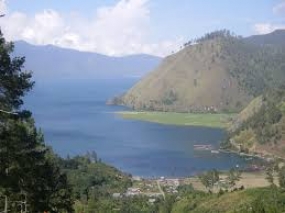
[24,79,253,178]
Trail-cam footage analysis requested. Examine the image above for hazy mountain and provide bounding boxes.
[244,29,285,46]
[13,41,161,80]
[118,30,285,113]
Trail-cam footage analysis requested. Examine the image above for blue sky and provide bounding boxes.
[0,0,284,56]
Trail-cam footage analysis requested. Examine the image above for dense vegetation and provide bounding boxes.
[226,86,285,157]
[172,163,285,213]
[66,159,285,213]
[172,187,285,213]
[225,39,285,96]
[57,155,285,213]
[58,154,133,213]
[57,154,176,213]
[119,29,285,113]
[0,30,73,212]
[184,29,242,47]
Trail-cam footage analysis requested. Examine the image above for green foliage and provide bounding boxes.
[0,31,34,111]
[58,154,152,213]
[229,87,285,148]
[58,154,132,202]
[184,29,241,47]
[0,119,74,213]
[0,30,73,212]
[172,187,285,213]
[278,166,285,188]
[225,37,285,97]
[73,195,161,213]
[198,169,220,191]
[177,184,195,196]
[226,168,242,189]
[266,167,275,186]
[159,195,176,213]
[195,29,240,43]
[233,129,256,151]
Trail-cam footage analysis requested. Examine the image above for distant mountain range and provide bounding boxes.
[244,29,285,46]
[118,29,285,113]
[13,41,161,80]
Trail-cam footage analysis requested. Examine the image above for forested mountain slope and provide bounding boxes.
[227,86,285,158]
[119,30,285,113]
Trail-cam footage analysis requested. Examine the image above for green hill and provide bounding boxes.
[226,86,285,158]
[118,30,285,113]
[172,187,285,213]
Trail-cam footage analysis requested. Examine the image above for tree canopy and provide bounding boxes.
[0,31,34,111]
[0,30,73,212]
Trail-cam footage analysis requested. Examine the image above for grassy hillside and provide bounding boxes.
[118,30,285,113]
[226,87,285,158]
[172,187,285,213]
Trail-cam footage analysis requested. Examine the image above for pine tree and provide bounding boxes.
[0,30,74,212]
[0,32,34,111]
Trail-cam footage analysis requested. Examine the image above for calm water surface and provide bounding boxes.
[24,79,254,177]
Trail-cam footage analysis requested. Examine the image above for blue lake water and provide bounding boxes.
[24,79,254,178]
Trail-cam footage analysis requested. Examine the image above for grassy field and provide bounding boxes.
[117,111,236,128]
[185,171,272,192]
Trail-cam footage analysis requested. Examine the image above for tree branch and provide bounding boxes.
[0,109,18,115]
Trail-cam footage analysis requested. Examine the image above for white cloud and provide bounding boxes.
[0,0,7,14]
[253,23,285,34]
[253,1,285,35]
[0,0,179,56]
[273,0,285,15]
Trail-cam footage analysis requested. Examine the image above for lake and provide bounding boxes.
[24,79,254,178]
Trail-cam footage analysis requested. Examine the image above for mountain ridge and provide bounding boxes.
[118,30,285,113]
[13,40,161,80]
[244,29,285,46]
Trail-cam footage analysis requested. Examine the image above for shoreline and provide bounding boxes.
[130,170,272,193]
[123,148,284,181]
[220,148,285,162]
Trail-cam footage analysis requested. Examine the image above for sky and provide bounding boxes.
[0,0,284,57]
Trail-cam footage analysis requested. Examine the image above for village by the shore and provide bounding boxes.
[112,169,273,204]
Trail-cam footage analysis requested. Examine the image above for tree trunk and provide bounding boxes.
[4,195,8,213]
[24,194,28,213]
